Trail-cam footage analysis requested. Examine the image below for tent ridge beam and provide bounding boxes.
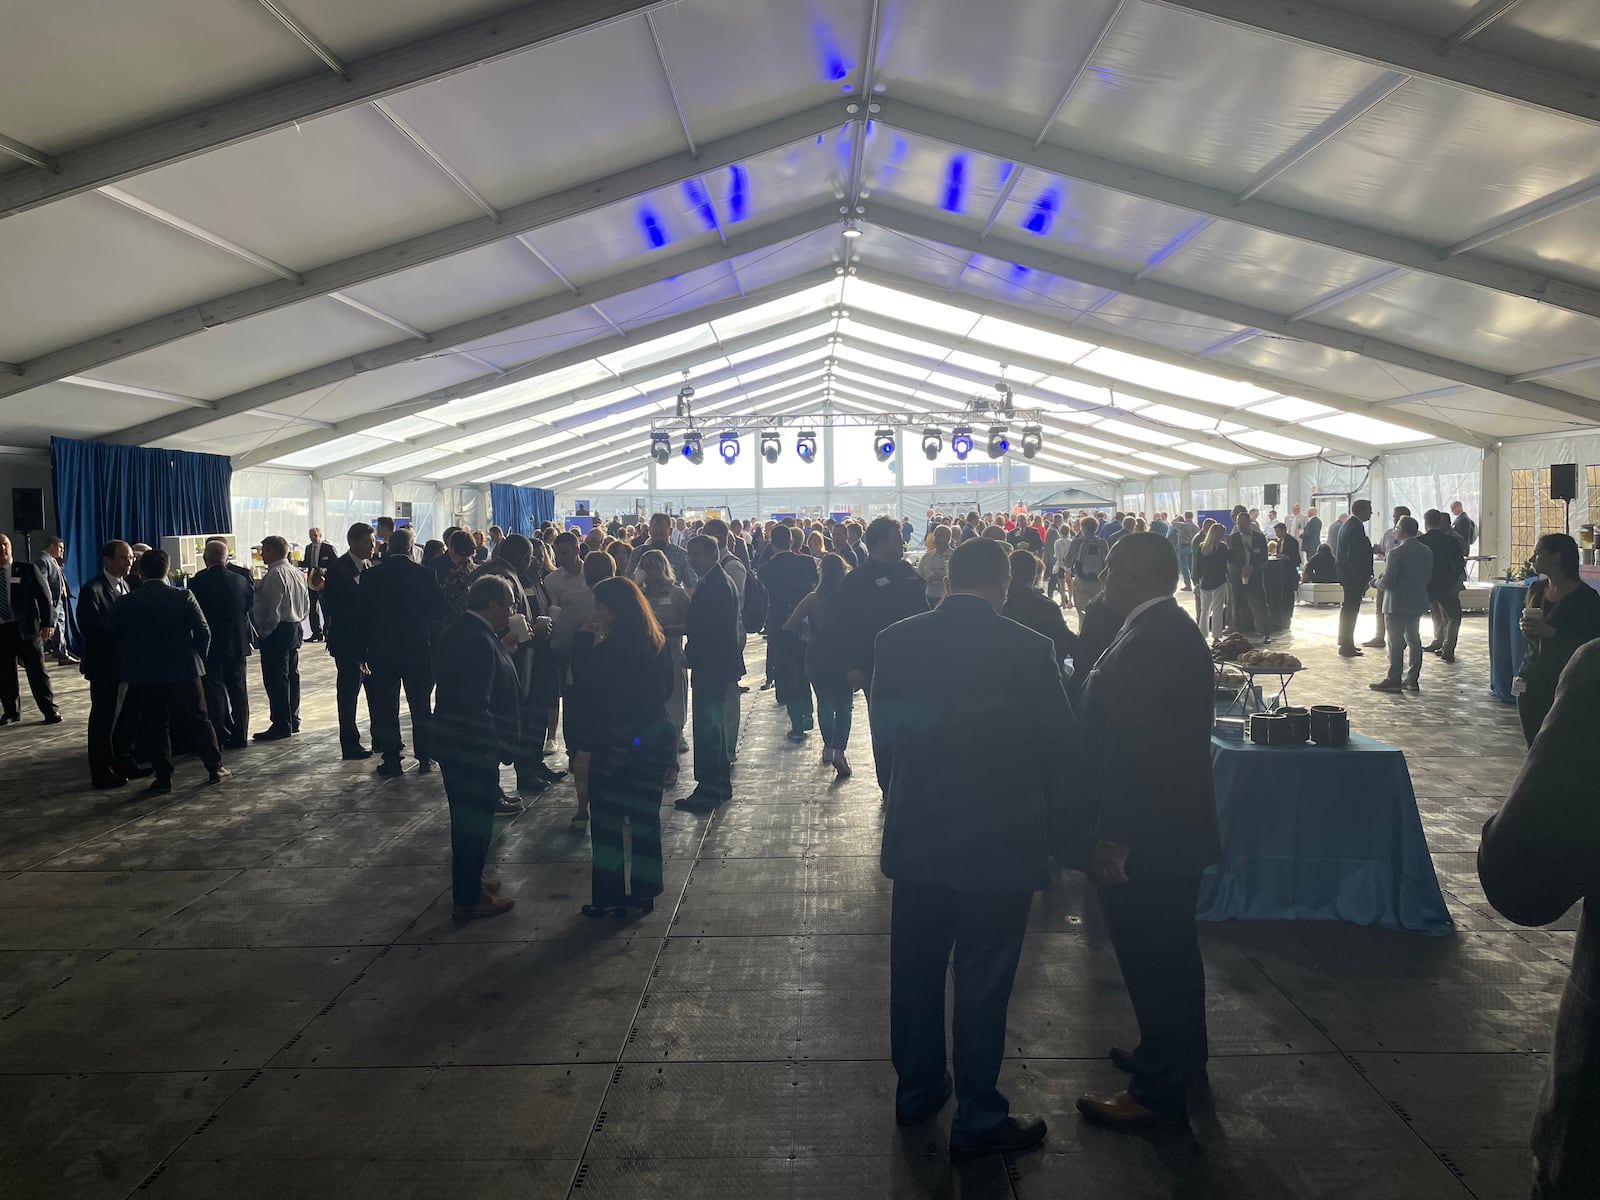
[0,100,846,404]
[0,0,675,218]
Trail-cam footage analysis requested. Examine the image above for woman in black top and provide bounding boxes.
[518,541,566,789]
[1001,549,1079,668]
[1302,543,1339,583]
[1517,533,1600,746]
[1193,520,1231,640]
[578,576,675,917]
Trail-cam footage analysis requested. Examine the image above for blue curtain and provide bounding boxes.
[50,436,233,604]
[489,484,555,537]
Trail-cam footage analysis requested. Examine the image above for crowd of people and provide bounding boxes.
[7,490,1600,1179]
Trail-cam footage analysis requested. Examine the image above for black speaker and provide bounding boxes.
[11,488,42,533]
[1263,483,1280,507]
[1551,463,1577,502]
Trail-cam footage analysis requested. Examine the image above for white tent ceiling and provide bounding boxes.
[3,0,1598,487]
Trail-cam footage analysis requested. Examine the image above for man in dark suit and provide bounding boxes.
[1227,515,1272,643]
[871,536,1072,1160]
[677,535,742,815]
[0,533,61,725]
[1072,534,1220,1129]
[105,548,227,795]
[1420,509,1466,662]
[432,574,521,922]
[300,527,336,642]
[77,540,145,788]
[836,516,927,700]
[188,540,254,750]
[1299,507,1323,558]
[1336,499,1375,658]
[1479,640,1600,1198]
[312,522,376,760]
[358,528,444,777]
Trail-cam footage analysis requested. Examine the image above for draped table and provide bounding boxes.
[1198,732,1453,936]
[1262,557,1300,631]
[1488,580,1532,703]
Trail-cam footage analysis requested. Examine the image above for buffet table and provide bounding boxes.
[1198,732,1453,936]
[1488,580,1532,703]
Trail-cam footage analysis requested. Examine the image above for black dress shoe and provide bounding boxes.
[145,778,173,796]
[895,1073,953,1126]
[533,763,567,783]
[92,774,127,790]
[42,712,63,725]
[0,712,19,726]
[114,761,153,780]
[674,792,718,814]
[949,1115,1048,1161]
[515,775,549,796]
[341,746,374,761]
[223,740,248,751]
[494,794,524,815]
[416,759,432,775]
[374,759,404,778]
[252,727,291,742]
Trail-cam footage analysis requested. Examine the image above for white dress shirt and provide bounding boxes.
[253,557,310,634]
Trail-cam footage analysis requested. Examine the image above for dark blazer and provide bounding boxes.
[106,580,211,685]
[1419,529,1465,593]
[321,552,366,659]
[1336,515,1374,586]
[684,563,743,686]
[187,563,254,662]
[1479,641,1600,1193]
[1070,597,1221,878]
[432,611,521,771]
[1001,585,1079,664]
[356,554,445,668]
[76,573,126,681]
[300,542,336,573]
[1300,515,1323,556]
[6,561,54,638]
[872,594,1074,893]
[836,557,927,678]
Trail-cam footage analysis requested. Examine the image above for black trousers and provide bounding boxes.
[589,741,666,908]
[1337,580,1367,650]
[368,656,433,764]
[202,656,249,748]
[334,653,372,750]
[306,591,324,638]
[86,673,138,779]
[0,622,56,717]
[690,673,732,803]
[889,880,1032,1142]
[131,678,221,782]
[1234,574,1269,638]
[258,623,301,733]
[1099,874,1208,1116]
[440,759,498,907]
[1428,586,1462,654]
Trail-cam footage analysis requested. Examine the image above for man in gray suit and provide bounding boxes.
[1369,516,1432,694]
[1479,640,1600,1199]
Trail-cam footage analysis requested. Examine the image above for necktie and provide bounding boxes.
[0,568,12,624]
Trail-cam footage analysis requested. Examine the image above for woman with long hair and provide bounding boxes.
[1517,532,1600,746]
[635,548,690,786]
[610,539,632,577]
[579,576,674,917]
[516,538,567,792]
[552,551,615,830]
[1193,519,1230,640]
[785,552,854,777]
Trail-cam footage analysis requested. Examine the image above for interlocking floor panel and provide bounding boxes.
[0,605,1558,1196]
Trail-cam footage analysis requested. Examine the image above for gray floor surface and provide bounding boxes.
[0,599,1559,1198]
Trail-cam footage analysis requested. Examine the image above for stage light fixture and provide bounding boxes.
[842,218,863,239]
[921,426,942,460]
[650,431,671,465]
[718,430,740,464]
[873,427,895,462]
[951,425,973,461]
[760,430,781,464]
[796,430,818,464]
[987,425,1010,459]
[682,430,703,464]
[1020,424,1042,459]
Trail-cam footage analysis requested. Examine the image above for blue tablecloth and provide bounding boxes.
[1488,580,1532,703]
[1198,731,1453,936]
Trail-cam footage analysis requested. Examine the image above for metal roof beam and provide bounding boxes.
[876,99,1600,325]
[0,0,674,218]
[870,205,1598,431]
[2,102,845,404]
[109,205,838,446]
[313,322,833,479]
[232,267,839,468]
[1142,0,1600,126]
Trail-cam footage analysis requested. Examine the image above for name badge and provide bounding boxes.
[875,577,890,587]
[1511,676,1527,697]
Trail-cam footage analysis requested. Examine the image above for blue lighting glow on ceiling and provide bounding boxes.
[813,23,852,91]
[683,179,719,232]
[943,155,967,213]
[726,166,748,223]
[1024,188,1060,236]
[640,208,669,249]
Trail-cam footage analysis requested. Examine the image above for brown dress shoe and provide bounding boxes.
[1076,1091,1184,1129]
[453,889,514,921]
